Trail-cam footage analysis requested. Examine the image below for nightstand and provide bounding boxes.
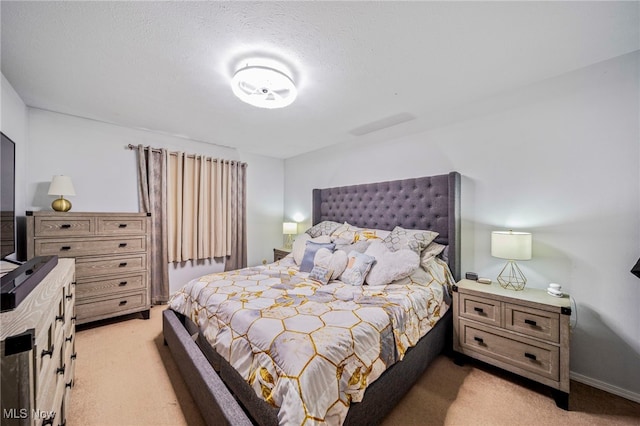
[273,247,291,262]
[452,279,571,409]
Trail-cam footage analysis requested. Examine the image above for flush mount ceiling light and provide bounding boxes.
[231,64,297,109]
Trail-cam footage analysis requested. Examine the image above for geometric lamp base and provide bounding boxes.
[497,260,527,291]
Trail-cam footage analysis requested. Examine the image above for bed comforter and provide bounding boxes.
[168,256,454,425]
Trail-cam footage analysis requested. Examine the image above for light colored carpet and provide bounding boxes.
[68,307,640,426]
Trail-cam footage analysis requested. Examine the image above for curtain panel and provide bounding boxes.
[136,145,170,304]
[167,152,247,267]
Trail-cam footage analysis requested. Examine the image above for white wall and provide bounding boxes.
[25,108,284,292]
[284,52,640,400]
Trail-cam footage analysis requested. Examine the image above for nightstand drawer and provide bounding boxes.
[460,319,559,381]
[34,217,94,237]
[34,235,146,257]
[505,303,560,343]
[459,293,501,326]
[98,217,147,235]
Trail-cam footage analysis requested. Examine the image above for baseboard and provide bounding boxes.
[570,371,640,404]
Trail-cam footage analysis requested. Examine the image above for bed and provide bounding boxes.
[162,171,461,425]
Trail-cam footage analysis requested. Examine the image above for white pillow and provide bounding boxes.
[292,234,331,265]
[314,248,348,280]
[365,240,420,286]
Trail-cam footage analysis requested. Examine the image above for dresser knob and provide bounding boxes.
[119,300,128,306]
[473,307,485,314]
[41,346,54,358]
[66,294,73,300]
[42,414,55,426]
[119,281,128,286]
[65,335,73,343]
[61,246,71,251]
[71,352,77,360]
[56,364,66,375]
[119,262,128,267]
[61,224,71,229]
[473,336,484,344]
[119,243,128,248]
[56,315,64,323]
[524,352,537,361]
[66,380,73,388]
[524,319,537,327]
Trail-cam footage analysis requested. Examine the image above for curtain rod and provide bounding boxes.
[127,144,247,167]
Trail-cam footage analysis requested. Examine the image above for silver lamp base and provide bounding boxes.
[497,260,527,291]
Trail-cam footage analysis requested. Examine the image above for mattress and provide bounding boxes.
[168,255,454,425]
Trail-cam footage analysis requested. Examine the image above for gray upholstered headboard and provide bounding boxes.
[312,172,461,280]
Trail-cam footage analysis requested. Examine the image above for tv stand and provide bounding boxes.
[1,256,58,312]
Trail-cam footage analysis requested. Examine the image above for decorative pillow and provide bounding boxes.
[365,241,420,286]
[305,221,342,238]
[334,239,372,255]
[309,266,332,285]
[292,234,331,265]
[420,242,446,270]
[339,251,376,286]
[382,226,439,254]
[300,241,336,272]
[331,222,390,244]
[314,248,348,280]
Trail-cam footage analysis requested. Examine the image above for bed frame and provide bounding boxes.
[163,171,461,425]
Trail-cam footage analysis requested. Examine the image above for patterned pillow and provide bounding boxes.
[331,222,390,244]
[309,266,332,285]
[305,221,342,238]
[339,251,376,286]
[292,234,331,265]
[300,241,336,272]
[382,226,439,254]
[420,242,447,269]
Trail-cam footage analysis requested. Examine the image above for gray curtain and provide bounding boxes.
[136,144,170,304]
[224,161,247,271]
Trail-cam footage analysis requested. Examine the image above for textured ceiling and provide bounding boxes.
[2,1,638,159]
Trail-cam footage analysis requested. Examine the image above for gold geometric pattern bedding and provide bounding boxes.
[168,256,453,425]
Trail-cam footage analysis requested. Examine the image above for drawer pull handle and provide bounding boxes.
[119,262,128,267]
[57,364,66,375]
[71,352,77,360]
[66,380,73,389]
[61,246,71,251]
[119,300,128,306]
[71,315,77,322]
[56,315,65,323]
[66,294,73,300]
[65,335,73,343]
[473,307,485,314]
[119,224,128,228]
[119,243,128,248]
[71,281,77,286]
[61,224,71,229]
[41,346,54,358]
[524,319,537,326]
[524,352,537,361]
[119,281,128,286]
[473,336,484,344]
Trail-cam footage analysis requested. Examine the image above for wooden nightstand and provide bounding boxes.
[273,248,291,262]
[452,279,571,409]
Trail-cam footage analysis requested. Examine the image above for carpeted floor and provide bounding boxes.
[67,307,640,426]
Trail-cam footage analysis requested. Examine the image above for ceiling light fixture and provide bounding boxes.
[231,64,297,109]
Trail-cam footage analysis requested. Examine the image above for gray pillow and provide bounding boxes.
[339,251,376,286]
[300,241,336,272]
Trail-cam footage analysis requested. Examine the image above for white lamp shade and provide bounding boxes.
[48,175,76,196]
[491,231,532,260]
[283,222,297,235]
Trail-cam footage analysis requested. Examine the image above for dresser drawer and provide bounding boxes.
[460,319,559,381]
[98,216,147,235]
[76,273,147,299]
[76,291,146,321]
[34,217,94,237]
[34,235,147,257]
[505,303,560,343]
[459,293,501,327]
[75,253,147,279]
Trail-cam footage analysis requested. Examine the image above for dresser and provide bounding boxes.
[1,258,76,426]
[26,212,151,325]
[452,279,571,409]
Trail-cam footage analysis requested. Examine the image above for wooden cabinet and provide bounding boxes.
[452,279,571,409]
[1,258,76,426]
[26,212,151,325]
[273,248,291,262]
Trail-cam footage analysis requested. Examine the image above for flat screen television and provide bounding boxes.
[1,132,16,260]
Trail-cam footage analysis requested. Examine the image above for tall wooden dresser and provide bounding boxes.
[1,258,76,426]
[26,212,151,325]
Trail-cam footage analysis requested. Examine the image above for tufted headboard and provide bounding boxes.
[312,172,461,280]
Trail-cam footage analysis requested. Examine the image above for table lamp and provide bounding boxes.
[491,230,532,290]
[48,175,76,212]
[283,222,297,249]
